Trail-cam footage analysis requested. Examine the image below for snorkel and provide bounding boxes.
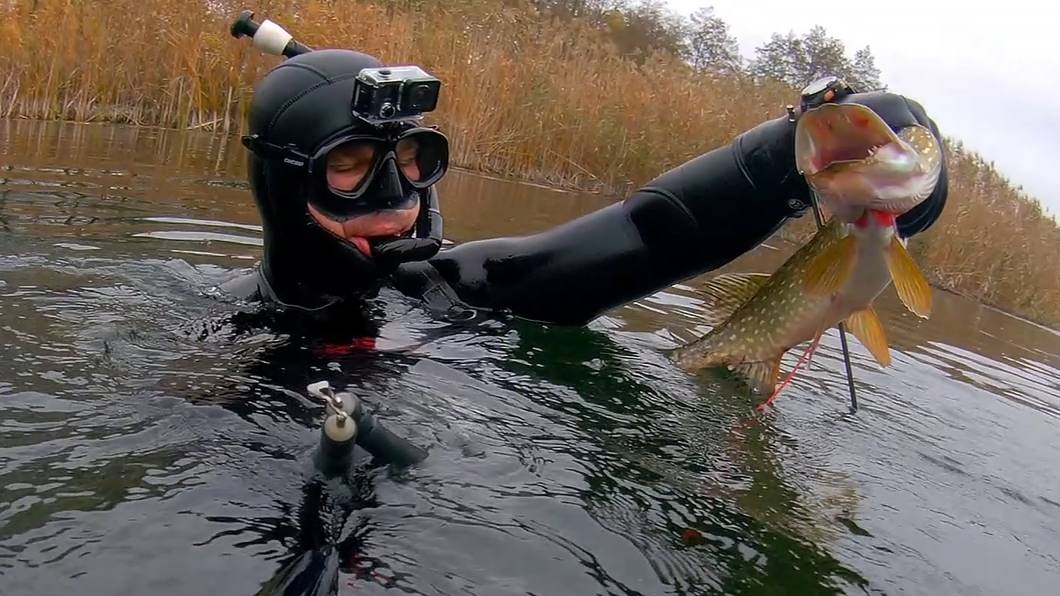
[230,9,314,58]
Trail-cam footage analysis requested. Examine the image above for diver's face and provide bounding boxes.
[325,138,423,192]
[308,197,421,259]
[305,133,440,258]
[325,142,375,192]
[309,140,423,258]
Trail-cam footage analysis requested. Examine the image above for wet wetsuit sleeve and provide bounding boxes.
[410,105,947,326]
[407,115,806,325]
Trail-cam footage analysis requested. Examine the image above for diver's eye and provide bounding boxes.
[326,160,373,192]
[395,138,422,181]
[324,140,380,193]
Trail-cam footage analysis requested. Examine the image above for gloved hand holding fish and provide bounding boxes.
[671,95,943,411]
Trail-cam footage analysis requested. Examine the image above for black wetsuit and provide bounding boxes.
[223,103,946,325]
[220,46,946,324]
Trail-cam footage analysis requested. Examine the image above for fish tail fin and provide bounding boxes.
[755,331,825,412]
[885,235,933,318]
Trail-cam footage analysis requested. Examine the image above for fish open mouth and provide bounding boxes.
[810,139,891,173]
[795,103,902,175]
[307,202,420,257]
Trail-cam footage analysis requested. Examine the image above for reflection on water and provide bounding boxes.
[1,119,1059,595]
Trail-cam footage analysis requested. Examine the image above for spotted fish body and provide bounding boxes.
[671,213,899,395]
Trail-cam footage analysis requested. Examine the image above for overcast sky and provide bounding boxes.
[666,0,1060,219]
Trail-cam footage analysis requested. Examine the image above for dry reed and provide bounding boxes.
[1,0,1057,326]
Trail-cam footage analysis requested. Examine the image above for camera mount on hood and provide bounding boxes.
[230,9,442,126]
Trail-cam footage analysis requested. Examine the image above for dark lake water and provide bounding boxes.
[1,119,1058,595]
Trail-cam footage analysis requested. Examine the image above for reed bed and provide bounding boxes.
[911,144,1060,326]
[1,0,1056,326]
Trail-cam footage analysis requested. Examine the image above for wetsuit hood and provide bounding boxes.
[244,49,442,308]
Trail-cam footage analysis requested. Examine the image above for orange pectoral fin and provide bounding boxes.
[886,236,932,318]
[803,234,857,296]
[846,307,891,367]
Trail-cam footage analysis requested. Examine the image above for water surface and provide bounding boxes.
[1,119,1058,595]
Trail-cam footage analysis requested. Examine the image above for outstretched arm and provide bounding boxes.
[406,92,948,325]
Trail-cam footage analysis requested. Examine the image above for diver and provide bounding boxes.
[212,17,949,593]
[220,17,948,328]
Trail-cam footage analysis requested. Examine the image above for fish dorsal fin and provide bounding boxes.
[802,233,857,296]
[885,236,933,318]
[846,307,891,367]
[697,273,771,326]
[732,358,782,397]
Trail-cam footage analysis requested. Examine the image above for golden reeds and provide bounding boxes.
[1,0,1057,326]
[909,143,1060,326]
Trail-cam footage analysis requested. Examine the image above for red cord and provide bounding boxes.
[756,330,824,412]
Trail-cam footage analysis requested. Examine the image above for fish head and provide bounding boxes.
[795,103,942,222]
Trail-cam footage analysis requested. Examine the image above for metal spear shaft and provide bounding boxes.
[807,192,859,412]
[788,78,861,412]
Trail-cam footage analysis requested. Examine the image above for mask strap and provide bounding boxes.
[242,134,310,168]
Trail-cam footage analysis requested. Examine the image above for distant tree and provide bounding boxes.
[802,26,851,81]
[750,25,884,90]
[686,6,741,73]
[849,46,884,91]
[603,0,689,62]
[749,32,808,84]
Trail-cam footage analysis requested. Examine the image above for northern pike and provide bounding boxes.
[671,103,941,407]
